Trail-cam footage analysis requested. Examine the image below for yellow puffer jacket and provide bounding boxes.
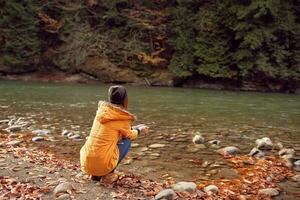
[80,101,138,176]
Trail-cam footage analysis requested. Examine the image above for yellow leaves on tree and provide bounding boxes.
[38,12,63,33]
[137,49,167,66]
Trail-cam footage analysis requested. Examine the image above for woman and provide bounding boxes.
[80,85,149,181]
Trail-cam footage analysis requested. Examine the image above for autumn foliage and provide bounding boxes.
[0,133,295,200]
[37,12,63,33]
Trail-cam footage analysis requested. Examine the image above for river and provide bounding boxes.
[0,80,299,198]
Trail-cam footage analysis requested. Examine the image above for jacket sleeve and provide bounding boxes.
[119,128,138,140]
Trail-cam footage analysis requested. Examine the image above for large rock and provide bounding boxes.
[53,182,74,196]
[192,135,205,144]
[155,189,176,200]
[249,147,265,158]
[32,129,51,136]
[256,137,273,150]
[172,182,197,193]
[203,185,219,193]
[294,160,300,172]
[217,146,239,156]
[149,144,165,148]
[258,188,279,197]
[6,140,22,146]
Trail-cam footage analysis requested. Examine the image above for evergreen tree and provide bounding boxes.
[0,0,41,70]
[168,2,196,77]
[193,0,300,81]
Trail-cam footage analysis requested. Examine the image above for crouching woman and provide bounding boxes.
[80,85,149,181]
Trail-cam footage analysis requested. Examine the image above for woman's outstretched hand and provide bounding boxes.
[139,125,149,135]
[133,124,149,135]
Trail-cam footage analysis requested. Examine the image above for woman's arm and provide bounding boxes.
[119,128,139,140]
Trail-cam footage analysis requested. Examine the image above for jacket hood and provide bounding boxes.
[97,101,136,123]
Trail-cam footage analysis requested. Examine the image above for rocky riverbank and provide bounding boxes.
[1,118,300,199]
[1,70,300,93]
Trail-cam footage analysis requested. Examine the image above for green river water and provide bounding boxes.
[0,80,299,199]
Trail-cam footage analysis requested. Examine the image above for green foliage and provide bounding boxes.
[168,4,196,77]
[170,0,300,82]
[0,0,41,69]
[0,0,299,85]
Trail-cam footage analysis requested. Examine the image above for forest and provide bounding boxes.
[1,0,300,91]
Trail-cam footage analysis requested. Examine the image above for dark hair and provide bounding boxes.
[108,85,127,106]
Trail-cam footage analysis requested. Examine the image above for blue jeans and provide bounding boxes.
[117,138,131,164]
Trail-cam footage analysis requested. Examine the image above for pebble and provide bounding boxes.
[0,119,9,124]
[203,185,219,193]
[256,137,273,150]
[249,147,265,158]
[202,161,210,168]
[67,132,74,138]
[155,189,176,200]
[278,148,295,157]
[274,142,284,150]
[131,143,139,148]
[32,129,51,136]
[209,140,220,145]
[32,136,44,142]
[282,156,294,169]
[172,182,197,193]
[193,135,205,144]
[150,153,160,157]
[6,140,22,146]
[258,188,279,197]
[217,146,239,156]
[69,134,81,139]
[49,137,59,142]
[149,144,166,148]
[139,147,149,152]
[61,130,69,136]
[54,182,74,195]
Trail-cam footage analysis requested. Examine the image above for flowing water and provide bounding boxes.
[0,80,300,198]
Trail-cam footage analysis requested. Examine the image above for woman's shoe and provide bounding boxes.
[101,173,119,184]
[91,176,102,181]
